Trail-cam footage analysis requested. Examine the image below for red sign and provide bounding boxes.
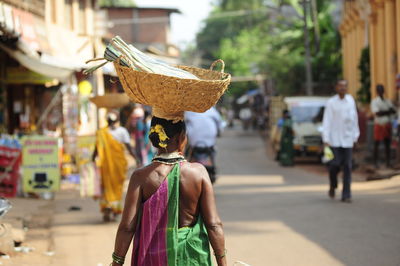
[0,146,21,197]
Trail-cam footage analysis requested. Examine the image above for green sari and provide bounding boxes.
[132,163,213,265]
[279,118,294,166]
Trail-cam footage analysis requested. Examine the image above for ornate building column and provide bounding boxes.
[340,2,368,96]
[340,25,348,83]
[340,20,351,86]
[384,0,397,99]
[355,15,364,93]
[396,0,400,76]
[369,9,378,99]
[376,1,386,87]
[348,20,356,94]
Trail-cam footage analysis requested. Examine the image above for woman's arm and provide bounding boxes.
[199,168,227,266]
[111,171,143,265]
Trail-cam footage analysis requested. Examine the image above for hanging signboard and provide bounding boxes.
[22,136,60,193]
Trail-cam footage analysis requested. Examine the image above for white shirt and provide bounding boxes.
[371,97,394,125]
[109,126,130,144]
[185,107,223,147]
[322,94,359,148]
[239,108,252,120]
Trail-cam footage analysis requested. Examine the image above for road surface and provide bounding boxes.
[15,127,400,266]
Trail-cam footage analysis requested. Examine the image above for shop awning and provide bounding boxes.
[1,67,56,85]
[0,43,83,81]
[1,2,92,81]
[236,89,262,104]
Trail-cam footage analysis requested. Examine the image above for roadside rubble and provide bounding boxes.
[0,197,55,265]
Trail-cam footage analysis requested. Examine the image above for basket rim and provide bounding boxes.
[90,92,128,98]
[114,62,231,83]
[89,93,130,105]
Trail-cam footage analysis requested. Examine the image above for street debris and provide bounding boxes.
[0,199,11,218]
[68,206,82,211]
[11,227,26,244]
[234,261,251,266]
[43,251,55,256]
[14,246,34,253]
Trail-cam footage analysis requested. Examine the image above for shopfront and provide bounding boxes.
[2,56,62,135]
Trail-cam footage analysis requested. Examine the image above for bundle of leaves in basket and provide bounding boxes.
[85,36,231,121]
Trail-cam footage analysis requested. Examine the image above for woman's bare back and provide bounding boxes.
[141,161,206,228]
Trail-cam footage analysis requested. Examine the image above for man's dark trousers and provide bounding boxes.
[329,147,352,199]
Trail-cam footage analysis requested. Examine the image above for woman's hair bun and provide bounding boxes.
[149,130,162,149]
[149,116,186,149]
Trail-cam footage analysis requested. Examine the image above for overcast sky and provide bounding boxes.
[134,0,214,47]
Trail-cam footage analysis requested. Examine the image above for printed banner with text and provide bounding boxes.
[22,136,60,193]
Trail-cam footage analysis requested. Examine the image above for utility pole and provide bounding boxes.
[302,0,313,95]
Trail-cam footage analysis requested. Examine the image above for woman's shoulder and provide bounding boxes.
[180,162,209,182]
[130,164,156,183]
[129,162,209,186]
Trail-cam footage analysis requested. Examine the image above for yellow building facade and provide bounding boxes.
[340,0,400,100]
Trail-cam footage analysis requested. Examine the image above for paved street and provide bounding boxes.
[10,127,400,266]
[215,129,400,266]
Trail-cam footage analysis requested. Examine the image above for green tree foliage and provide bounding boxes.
[99,0,136,8]
[357,46,371,104]
[195,0,342,96]
[196,0,266,63]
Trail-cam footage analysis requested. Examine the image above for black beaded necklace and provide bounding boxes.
[152,152,186,165]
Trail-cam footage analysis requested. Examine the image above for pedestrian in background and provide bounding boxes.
[322,80,359,203]
[227,108,235,128]
[279,110,294,166]
[142,110,155,165]
[127,105,145,166]
[185,107,223,183]
[371,84,396,168]
[239,105,252,130]
[185,107,223,150]
[92,111,138,222]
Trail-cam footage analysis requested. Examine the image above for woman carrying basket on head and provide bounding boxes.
[110,116,227,266]
[83,36,230,265]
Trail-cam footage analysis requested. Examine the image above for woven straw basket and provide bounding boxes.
[90,93,130,108]
[114,59,231,121]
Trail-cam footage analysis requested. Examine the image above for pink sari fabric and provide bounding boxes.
[132,178,169,265]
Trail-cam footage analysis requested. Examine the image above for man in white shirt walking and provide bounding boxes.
[371,84,396,168]
[322,80,360,203]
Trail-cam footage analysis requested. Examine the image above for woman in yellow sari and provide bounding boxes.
[92,112,138,222]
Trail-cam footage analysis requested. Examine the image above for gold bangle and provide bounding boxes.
[214,249,227,259]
